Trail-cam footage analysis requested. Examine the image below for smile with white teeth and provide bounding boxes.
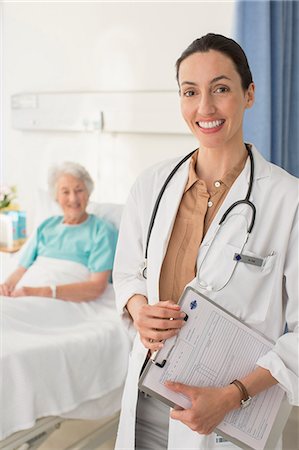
[197,119,225,129]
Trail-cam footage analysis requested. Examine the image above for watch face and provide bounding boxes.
[241,396,252,409]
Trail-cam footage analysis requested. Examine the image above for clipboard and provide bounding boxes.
[138,286,291,450]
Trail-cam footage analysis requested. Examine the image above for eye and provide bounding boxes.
[214,86,230,94]
[183,89,196,97]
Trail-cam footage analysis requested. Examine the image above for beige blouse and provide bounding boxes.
[159,149,247,303]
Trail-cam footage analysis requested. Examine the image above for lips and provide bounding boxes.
[197,119,225,129]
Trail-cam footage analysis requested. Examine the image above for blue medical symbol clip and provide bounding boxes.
[190,300,197,310]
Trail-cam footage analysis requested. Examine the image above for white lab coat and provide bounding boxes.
[113,145,299,450]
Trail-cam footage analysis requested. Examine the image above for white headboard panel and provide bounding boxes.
[11,92,190,135]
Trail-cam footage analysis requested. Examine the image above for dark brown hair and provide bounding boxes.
[176,33,253,91]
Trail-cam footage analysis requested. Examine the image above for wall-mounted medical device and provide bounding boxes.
[11,92,189,134]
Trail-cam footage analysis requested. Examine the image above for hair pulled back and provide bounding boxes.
[176,33,253,91]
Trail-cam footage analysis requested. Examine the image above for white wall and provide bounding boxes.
[1,0,235,231]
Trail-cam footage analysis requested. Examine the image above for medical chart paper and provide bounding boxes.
[139,287,290,450]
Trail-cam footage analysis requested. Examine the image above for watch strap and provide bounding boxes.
[230,379,251,405]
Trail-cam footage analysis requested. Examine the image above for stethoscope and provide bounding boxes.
[140,144,256,284]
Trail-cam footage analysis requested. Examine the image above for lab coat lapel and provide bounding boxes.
[147,162,190,303]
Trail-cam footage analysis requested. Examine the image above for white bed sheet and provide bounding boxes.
[0,259,131,440]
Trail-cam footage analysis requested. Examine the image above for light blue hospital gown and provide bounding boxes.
[19,214,118,274]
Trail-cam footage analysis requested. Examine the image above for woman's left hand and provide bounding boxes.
[165,381,239,435]
[11,287,28,297]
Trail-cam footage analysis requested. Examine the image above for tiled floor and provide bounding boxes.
[39,418,116,450]
[283,406,299,450]
[39,407,298,450]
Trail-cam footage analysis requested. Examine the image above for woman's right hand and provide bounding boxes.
[0,267,27,297]
[0,283,14,296]
[127,295,186,351]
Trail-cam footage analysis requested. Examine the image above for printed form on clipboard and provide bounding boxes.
[138,286,291,450]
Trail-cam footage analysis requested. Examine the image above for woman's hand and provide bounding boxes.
[10,287,27,297]
[11,286,48,297]
[166,382,239,435]
[0,266,27,297]
[165,366,279,434]
[127,296,186,351]
[0,283,14,296]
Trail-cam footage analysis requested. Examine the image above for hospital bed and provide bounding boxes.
[0,201,131,450]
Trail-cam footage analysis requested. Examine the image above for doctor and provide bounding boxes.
[113,33,298,450]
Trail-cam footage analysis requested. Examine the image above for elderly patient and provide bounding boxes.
[0,162,117,302]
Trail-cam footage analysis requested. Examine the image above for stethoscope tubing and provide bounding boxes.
[144,148,197,260]
[142,145,255,279]
[219,146,256,233]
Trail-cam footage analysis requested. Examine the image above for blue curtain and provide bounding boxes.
[235,0,299,177]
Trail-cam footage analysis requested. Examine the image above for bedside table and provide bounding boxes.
[0,242,24,253]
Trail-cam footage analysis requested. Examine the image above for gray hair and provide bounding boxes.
[48,161,94,199]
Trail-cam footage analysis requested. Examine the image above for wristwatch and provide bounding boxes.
[230,379,252,409]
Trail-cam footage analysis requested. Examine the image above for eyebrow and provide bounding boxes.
[180,75,232,86]
[60,185,82,190]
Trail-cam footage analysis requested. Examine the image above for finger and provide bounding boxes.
[138,309,186,332]
[141,337,164,351]
[6,286,13,296]
[140,329,178,348]
[173,405,184,411]
[148,306,185,320]
[154,302,185,319]
[148,327,181,342]
[135,316,180,334]
[165,381,196,399]
[170,408,190,422]
[11,289,20,297]
[148,337,164,350]
[0,285,9,296]
[157,301,181,310]
[145,317,186,331]
[137,305,176,324]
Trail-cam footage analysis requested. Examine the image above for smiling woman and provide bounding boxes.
[50,162,93,225]
[112,33,298,450]
[0,162,118,302]
[178,51,254,191]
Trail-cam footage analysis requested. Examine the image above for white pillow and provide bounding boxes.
[87,202,123,229]
[34,189,123,229]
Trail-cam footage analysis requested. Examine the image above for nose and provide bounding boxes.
[197,92,216,116]
[69,191,78,203]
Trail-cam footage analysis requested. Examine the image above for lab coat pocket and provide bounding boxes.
[236,249,276,274]
[224,249,278,325]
